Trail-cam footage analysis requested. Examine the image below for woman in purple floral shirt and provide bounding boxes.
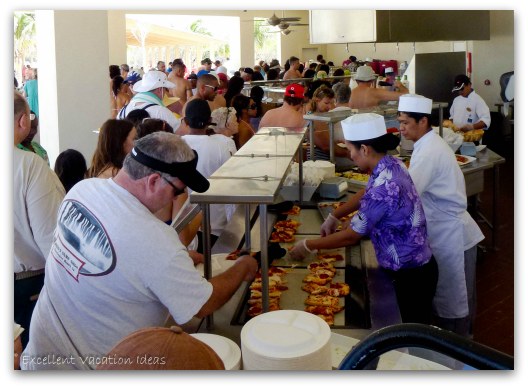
[290,113,438,324]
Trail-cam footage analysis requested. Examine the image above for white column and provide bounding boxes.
[35,10,110,166]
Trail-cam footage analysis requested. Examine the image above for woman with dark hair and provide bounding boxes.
[251,71,264,81]
[136,118,173,138]
[331,68,345,85]
[54,149,87,193]
[223,75,245,108]
[266,68,279,82]
[290,113,438,325]
[87,119,136,178]
[249,86,264,130]
[124,109,150,127]
[111,76,131,119]
[231,94,256,149]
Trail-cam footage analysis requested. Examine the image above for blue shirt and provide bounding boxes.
[350,155,431,270]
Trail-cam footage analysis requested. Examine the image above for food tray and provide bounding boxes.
[271,234,347,268]
[231,265,370,329]
[335,170,369,192]
[286,208,324,235]
[317,201,348,221]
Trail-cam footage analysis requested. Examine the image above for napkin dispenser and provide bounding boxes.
[318,177,348,199]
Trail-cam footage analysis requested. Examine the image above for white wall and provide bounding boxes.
[37,11,110,166]
[470,10,514,107]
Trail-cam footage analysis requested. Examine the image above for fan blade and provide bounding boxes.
[278,22,289,30]
[278,17,301,22]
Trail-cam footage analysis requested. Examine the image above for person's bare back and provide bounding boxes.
[349,84,407,109]
[259,104,305,129]
[169,76,192,104]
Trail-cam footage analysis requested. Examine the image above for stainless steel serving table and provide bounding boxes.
[190,126,306,327]
[460,148,506,250]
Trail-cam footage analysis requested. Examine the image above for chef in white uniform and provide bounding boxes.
[450,74,491,132]
[397,94,484,337]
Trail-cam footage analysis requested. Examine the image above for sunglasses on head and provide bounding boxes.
[204,84,219,92]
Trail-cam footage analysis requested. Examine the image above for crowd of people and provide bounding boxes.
[13,51,491,369]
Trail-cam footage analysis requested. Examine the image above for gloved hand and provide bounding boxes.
[289,239,317,261]
[320,213,340,237]
[461,123,474,132]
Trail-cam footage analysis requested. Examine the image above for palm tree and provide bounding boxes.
[189,19,212,36]
[14,12,36,82]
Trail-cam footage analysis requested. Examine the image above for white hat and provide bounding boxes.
[341,113,387,141]
[133,70,176,92]
[355,66,376,82]
[398,94,433,114]
[384,67,394,74]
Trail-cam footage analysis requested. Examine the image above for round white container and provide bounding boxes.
[241,310,332,370]
[190,333,241,370]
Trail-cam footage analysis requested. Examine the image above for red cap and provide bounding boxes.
[284,83,304,99]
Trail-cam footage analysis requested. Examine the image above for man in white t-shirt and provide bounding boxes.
[14,91,65,347]
[182,99,236,245]
[21,132,257,370]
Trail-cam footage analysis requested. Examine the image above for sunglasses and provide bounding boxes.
[249,104,257,109]
[204,84,219,92]
[162,176,186,197]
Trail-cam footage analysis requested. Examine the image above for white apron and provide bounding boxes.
[427,213,469,318]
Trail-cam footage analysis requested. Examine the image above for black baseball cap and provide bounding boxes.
[452,74,471,92]
[184,99,212,129]
[130,147,209,193]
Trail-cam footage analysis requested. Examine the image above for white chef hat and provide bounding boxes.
[398,94,433,114]
[341,113,387,141]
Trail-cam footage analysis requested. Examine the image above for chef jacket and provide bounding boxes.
[408,130,484,318]
[449,90,491,129]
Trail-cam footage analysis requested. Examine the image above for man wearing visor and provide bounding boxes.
[22,132,258,370]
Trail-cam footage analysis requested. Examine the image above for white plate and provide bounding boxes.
[456,155,476,166]
[195,253,236,277]
[337,142,347,149]
[476,144,487,152]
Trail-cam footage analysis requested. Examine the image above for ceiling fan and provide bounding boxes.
[266,11,301,27]
[277,21,308,30]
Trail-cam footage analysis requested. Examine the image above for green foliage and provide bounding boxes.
[189,19,212,36]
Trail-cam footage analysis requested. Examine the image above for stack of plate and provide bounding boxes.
[241,310,332,370]
[190,333,242,370]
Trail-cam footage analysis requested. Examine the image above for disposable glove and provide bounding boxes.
[289,239,317,261]
[320,213,340,237]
